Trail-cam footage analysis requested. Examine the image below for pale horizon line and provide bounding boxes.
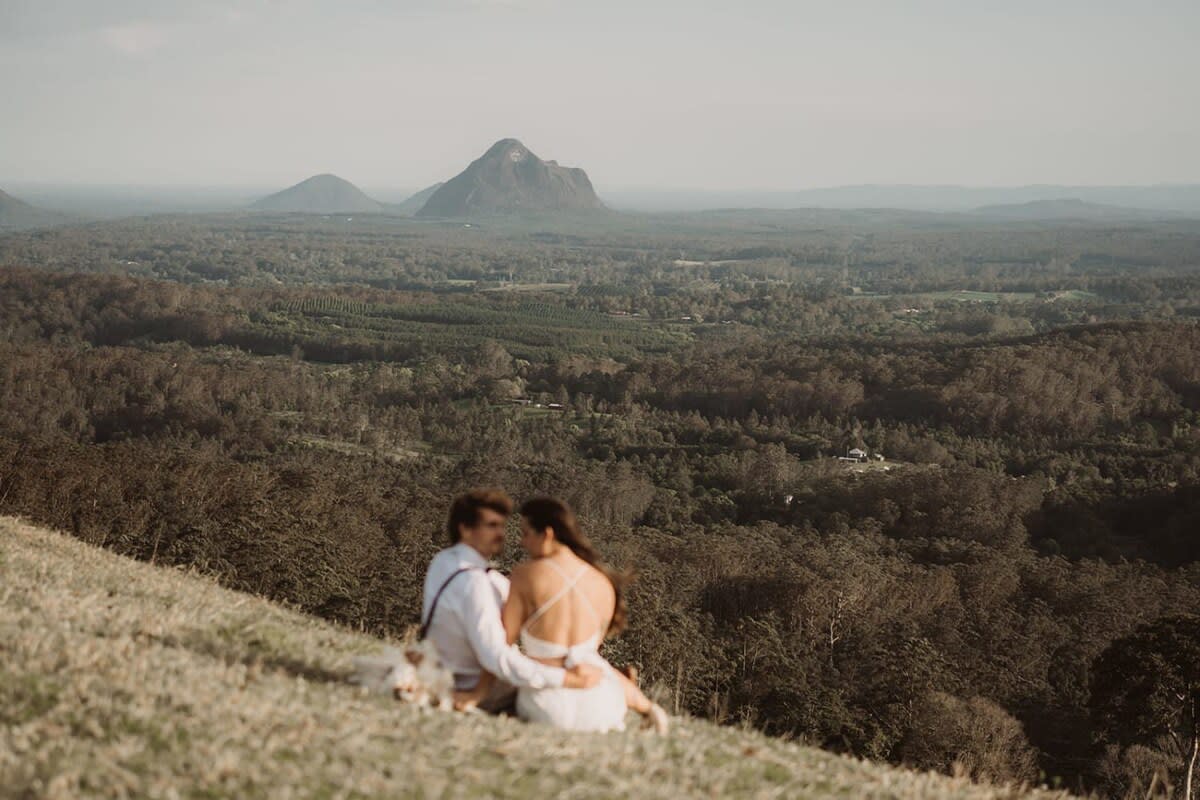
[8,179,1200,194]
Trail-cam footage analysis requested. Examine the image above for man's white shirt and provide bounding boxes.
[421,543,566,691]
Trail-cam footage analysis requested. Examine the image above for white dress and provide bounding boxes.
[514,562,627,732]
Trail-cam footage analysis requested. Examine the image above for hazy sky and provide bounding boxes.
[2,0,1197,191]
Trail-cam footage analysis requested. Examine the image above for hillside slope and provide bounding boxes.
[0,188,71,230]
[252,174,385,214]
[391,182,444,216]
[0,517,1068,799]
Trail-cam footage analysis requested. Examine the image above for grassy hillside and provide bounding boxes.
[0,516,1070,799]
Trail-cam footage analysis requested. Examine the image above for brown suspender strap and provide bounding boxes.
[418,566,496,641]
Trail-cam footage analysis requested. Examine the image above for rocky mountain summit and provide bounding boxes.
[416,139,603,216]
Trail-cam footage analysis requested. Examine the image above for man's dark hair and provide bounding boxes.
[446,489,513,543]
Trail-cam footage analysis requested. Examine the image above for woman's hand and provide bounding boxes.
[563,663,603,689]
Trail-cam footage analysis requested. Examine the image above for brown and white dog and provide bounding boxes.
[352,639,455,709]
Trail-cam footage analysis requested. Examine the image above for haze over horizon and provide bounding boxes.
[2,0,1198,192]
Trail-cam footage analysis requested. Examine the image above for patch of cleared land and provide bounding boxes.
[0,516,1070,799]
[841,459,908,474]
[1047,290,1100,302]
[293,433,431,462]
[851,289,1099,304]
[481,282,573,292]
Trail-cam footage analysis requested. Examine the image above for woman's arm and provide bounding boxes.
[502,563,531,646]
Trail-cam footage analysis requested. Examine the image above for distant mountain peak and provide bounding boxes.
[416,139,603,217]
[252,174,384,214]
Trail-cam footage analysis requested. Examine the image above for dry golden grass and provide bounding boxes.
[0,516,1073,799]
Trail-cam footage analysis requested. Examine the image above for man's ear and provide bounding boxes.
[542,526,555,543]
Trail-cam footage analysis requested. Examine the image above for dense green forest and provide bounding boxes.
[2,211,1199,797]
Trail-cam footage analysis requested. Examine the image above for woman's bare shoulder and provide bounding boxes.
[507,560,539,586]
[512,558,568,589]
[585,564,616,596]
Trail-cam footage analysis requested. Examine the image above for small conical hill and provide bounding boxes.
[252,174,384,214]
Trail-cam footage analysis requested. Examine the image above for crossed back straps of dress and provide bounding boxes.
[520,559,603,643]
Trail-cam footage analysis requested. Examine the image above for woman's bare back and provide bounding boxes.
[505,553,614,660]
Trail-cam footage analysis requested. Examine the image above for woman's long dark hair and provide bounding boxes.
[519,497,629,636]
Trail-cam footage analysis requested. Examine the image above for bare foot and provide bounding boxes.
[452,690,482,712]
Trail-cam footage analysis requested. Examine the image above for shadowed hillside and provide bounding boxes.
[0,516,1069,799]
[393,181,444,216]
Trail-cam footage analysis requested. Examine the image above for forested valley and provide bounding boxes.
[2,211,1199,797]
